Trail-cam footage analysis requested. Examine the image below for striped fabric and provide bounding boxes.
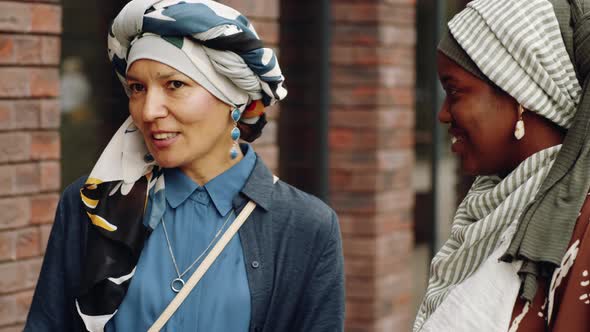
[414,145,561,331]
[415,0,583,330]
[450,0,581,129]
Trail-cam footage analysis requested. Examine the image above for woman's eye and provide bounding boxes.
[445,87,460,98]
[129,83,145,93]
[168,80,185,90]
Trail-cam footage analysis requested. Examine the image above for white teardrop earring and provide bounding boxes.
[514,104,525,140]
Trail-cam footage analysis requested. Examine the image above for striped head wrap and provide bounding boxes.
[415,0,587,330]
[442,0,582,128]
[75,1,286,330]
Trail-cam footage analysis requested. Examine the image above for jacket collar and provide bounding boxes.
[234,154,274,211]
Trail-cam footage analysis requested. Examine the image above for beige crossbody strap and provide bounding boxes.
[148,175,279,332]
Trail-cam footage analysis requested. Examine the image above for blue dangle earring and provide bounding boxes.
[230,108,241,159]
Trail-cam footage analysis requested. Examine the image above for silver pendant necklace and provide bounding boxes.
[161,210,235,293]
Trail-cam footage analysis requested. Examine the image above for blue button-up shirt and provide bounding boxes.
[106,145,256,331]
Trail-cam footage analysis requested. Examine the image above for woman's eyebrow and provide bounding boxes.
[126,72,181,82]
[156,72,181,80]
[440,75,457,85]
[126,74,140,82]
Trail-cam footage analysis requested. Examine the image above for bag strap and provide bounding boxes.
[148,175,279,332]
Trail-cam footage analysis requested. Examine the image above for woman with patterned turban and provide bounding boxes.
[25,1,344,331]
[414,0,590,331]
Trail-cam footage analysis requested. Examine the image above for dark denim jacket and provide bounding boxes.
[24,156,345,332]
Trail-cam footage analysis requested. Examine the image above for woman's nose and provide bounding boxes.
[438,101,452,124]
[142,90,168,121]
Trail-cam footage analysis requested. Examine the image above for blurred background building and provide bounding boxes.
[0,0,470,331]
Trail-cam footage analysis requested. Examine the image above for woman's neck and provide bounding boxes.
[180,145,244,186]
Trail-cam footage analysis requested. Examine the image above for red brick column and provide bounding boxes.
[0,1,61,330]
[330,1,416,331]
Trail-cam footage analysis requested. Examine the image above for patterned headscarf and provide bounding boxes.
[442,0,581,128]
[75,1,286,330]
[415,0,583,330]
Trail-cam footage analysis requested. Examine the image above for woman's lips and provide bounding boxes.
[150,132,180,149]
[449,127,467,153]
[451,135,465,153]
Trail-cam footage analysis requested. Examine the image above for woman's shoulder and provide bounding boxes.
[53,176,88,225]
[269,179,339,238]
[60,176,88,204]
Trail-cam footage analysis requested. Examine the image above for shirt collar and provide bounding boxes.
[164,167,200,209]
[163,144,257,215]
[205,144,256,216]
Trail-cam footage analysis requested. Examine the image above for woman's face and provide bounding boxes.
[437,52,519,176]
[126,59,233,173]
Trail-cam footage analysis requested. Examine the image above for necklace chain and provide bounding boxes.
[161,209,235,292]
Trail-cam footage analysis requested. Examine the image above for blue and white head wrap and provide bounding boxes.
[108,0,287,111]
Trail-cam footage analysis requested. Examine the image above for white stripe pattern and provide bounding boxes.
[415,145,562,331]
[450,0,581,129]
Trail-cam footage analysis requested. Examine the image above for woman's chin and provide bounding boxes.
[461,167,479,177]
[459,157,481,177]
[152,155,180,169]
[460,161,499,177]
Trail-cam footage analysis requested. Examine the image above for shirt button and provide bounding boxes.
[251,261,260,269]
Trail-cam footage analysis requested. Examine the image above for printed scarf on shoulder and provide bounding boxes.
[76,119,166,331]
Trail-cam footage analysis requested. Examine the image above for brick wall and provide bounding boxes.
[330,0,416,331]
[0,0,61,330]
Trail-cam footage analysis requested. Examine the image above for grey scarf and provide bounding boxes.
[501,0,590,302]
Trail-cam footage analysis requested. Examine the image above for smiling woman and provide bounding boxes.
[126,59,237,184]
[414,0,590,331]
[436,53,566,177]
[24,1,345,331]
